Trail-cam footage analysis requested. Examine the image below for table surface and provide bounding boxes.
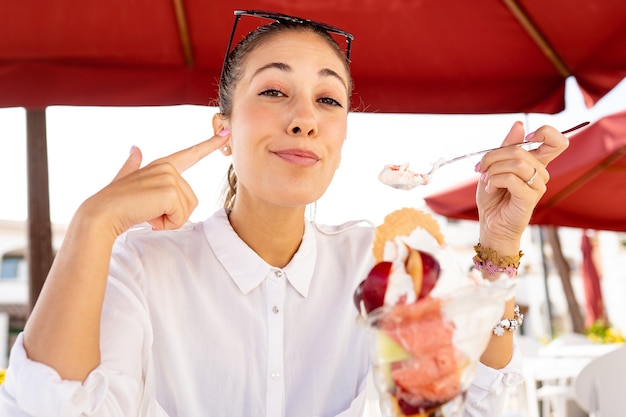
[537,342,622,359]
[524,342,622,381]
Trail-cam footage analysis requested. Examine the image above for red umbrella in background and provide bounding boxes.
[581,231,606,328]
[424,110,626,231]
[1,0,626,113]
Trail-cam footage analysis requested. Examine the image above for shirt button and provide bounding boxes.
[272,305,280,314]
[271,371,281,380]
[274,270,283,278]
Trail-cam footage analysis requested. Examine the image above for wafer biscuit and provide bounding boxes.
[372,208,445,263]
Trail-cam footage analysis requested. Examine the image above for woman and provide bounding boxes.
[0,11,568,417]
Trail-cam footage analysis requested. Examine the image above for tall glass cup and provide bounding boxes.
[361,278,515,417]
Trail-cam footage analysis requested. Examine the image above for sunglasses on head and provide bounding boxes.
[223,9,354,70]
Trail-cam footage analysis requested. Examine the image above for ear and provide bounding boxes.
[213,113,232,156]
[212,113,230,135]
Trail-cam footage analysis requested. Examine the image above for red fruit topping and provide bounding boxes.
[356,261,393,313]
[397,395,442,416]
[417,251,440,300]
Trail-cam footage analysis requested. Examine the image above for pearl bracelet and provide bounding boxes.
[493,304,524,336]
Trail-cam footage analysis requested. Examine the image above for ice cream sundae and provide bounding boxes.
[354,208,515,417]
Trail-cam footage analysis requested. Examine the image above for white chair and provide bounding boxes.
[513,335,578,417]
[574,344,626,417]
[521,357,579,417]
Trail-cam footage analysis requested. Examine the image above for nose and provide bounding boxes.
[287,100,318,137]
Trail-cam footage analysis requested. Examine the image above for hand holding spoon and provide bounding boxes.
[379,122,590,190]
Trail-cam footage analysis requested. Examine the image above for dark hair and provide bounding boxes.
[218,20,353,210]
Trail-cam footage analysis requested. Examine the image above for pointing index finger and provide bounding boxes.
[154,129,230,174]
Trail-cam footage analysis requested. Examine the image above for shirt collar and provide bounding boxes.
[204,209,316,297]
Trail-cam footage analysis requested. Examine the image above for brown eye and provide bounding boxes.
[260,89,285,97]
[319,97,342,107]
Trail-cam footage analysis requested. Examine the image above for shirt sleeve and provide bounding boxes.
[463,341,524,417]
[0,266,154,417]
[0,333,110,416]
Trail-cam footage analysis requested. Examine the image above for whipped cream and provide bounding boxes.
[378,163,429,189]
[382,238,417,306]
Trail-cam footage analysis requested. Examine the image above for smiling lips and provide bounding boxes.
[272,148,321,167]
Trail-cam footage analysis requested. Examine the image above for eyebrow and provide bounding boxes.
[251,62,349,92]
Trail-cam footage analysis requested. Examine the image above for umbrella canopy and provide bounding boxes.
[1,0,626,113]
[424,110,626,231]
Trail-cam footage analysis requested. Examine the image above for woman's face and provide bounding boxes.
[225,30,350,208]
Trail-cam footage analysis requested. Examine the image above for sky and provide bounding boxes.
[1,77,626,227]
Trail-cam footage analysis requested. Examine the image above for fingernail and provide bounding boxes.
[474,162,481,172]
[129,145,137,155]
[480,172,488,183]
[524,131,535,142]
[218,128,231,137]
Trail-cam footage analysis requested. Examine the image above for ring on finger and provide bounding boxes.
[526,168,538,186]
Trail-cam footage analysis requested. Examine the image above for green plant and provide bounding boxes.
[586,320,626,344]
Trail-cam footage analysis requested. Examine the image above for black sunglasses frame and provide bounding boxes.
[223,9,354,72]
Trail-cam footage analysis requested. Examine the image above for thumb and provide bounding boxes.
[112,145,143,182]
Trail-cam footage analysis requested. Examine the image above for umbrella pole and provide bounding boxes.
[544,226,586,334]
[26,108,54,314]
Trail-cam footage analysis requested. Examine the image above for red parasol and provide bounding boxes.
[1,0,626,113]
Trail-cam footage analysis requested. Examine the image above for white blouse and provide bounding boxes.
[0,209,522,416]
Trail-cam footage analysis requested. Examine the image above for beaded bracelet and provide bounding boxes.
[473,243,523,278]
[493,304,524,336]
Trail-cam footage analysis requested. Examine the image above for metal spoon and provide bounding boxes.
[379,122,590,190]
